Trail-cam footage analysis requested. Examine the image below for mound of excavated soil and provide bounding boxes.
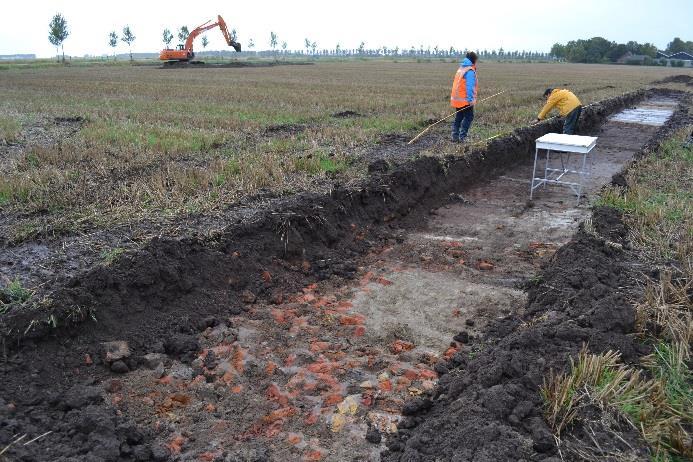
[382,207,650,461]
[653,74,693,85]
[0,89,656,461]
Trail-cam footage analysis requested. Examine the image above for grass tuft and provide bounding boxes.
[0,278,34,312]
[0,115,21,143]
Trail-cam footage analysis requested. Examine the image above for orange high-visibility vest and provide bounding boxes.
[450,65,478,108]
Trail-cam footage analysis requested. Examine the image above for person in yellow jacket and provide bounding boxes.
[535,88,582,135]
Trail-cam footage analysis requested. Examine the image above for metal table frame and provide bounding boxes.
[530,134,598,205]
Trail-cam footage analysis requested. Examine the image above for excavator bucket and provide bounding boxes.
[231,41,242,52]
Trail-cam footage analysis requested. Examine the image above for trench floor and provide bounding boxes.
[110,97,676,461]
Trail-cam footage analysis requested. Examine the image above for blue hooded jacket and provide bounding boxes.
[459,57,476,103]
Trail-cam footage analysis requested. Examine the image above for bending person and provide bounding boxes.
[536,88,582,135]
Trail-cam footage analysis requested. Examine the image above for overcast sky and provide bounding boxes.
[1,0,691,57]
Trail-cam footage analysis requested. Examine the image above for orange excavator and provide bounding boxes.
[159,15,241,63]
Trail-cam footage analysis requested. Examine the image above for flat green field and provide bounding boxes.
[0,60,690,241]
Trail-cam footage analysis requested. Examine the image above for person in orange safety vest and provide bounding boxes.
[450,51,478,142]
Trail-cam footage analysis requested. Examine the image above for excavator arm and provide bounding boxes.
[184,15,241,53]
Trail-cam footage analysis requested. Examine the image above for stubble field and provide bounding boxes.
[0,60,689,243]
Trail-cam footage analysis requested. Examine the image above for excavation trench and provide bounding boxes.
[0,89,684,461]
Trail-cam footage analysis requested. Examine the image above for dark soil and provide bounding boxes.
[264,123,306,135]
[652,74,693,85]
[0,89,655,461]
[332,110,363,118]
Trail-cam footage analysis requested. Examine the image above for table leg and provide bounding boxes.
[530,147,539,199]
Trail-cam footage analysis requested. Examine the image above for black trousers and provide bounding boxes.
[563,106,582,135]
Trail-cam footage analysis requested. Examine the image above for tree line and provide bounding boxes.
[550,36,691,63]
[46,12,557,62]
[48,13,691,64]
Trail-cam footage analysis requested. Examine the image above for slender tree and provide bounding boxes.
[281,41,288,53]
[358,41,365,55]
[304,38,311,54]
[48,13,69,63]
[248,38,255,50]
[162,28,173,48]
[108,31,118,60]
[177,26,189,44]
[270,32,279,56]
[311,41,317,55]
[201,35,209,49]
[121,26,136,61]
[335,43,341,55]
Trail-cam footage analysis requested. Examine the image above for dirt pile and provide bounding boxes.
[652,74,693,85]
[333,110,363,118]
[0,89,650,461]
[382,208,650,461]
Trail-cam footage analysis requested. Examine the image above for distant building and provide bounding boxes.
[655,51,693,67]
[668,51,693,61]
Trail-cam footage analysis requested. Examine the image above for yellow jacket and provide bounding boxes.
[538,89,582,119]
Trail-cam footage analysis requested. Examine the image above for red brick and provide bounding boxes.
[390,340,415,354]
[310,341,330,352]
[418,369,438,380]
[339,314,365,326]
[378,380,393,392]
[267,384,289,406]
[323,393,343,406]
[307,361,333,374]
[262,407,296,423]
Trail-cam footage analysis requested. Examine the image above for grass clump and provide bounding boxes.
[293,152,347,175]
[0,115,21,143]
[100,247,125,265]
[0,278,34,313]
[542,346,691,460]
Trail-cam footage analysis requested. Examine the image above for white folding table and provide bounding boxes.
[530,133,598,205]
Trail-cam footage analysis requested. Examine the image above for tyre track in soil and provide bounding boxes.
[0,89,682,461]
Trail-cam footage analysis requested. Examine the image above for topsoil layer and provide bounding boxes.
[0,88,673,461]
